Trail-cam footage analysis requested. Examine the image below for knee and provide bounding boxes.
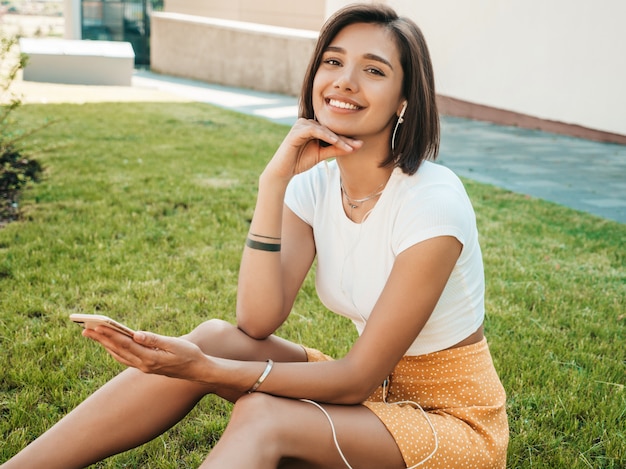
[183,318,236,352]
[222,394,292,462]
[229,393,284,437]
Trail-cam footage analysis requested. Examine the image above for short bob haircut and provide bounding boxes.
[299,3,439,175]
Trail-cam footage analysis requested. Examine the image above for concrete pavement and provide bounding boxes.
[11,69,626,224]
[438,117,626,225]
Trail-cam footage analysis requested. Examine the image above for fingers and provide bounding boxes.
[83,327,156,366]
[106,347,135,368]
[296,118,361,153]
[83,327,201,378]
[320,135,362,153]
[133,330,161,349]
[268,119,362,178]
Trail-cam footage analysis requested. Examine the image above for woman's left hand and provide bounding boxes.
[83,327,208,382]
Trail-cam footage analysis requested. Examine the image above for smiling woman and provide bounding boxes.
[312,22,405,159]
[1,4,508,469]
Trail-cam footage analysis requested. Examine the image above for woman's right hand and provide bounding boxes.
[263,118,362,182]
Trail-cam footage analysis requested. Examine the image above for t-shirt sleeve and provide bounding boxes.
[392,181,476,255]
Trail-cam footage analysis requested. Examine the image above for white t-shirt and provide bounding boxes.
[285,160,484,356]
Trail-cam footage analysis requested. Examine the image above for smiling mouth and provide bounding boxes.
[327,98,362,110]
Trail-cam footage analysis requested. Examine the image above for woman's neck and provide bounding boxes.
[336,138,394,198]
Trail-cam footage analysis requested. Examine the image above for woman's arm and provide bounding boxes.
[235,119,362,338]
[86,235,462,404]
[236,205,315,339]
[245,235,464,403]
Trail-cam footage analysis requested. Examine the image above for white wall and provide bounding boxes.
[328,0,626,136]
[63,0,81,39]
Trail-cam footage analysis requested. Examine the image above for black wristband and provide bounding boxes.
[245,237,281,252]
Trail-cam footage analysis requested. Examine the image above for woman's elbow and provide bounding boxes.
[236,306,285,339]
[329,378,379,405]
[235,316,272,340]
[347,386,379,405]
[236,297,289,339]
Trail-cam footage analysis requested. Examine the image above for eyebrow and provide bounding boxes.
[324,46,394,70]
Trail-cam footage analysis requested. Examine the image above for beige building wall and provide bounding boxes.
[152,0,625,140]
[151,13,317,96]
[163,0,326,31]
[151,0,386,97]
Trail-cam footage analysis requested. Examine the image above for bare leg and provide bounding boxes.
[1,319,307,469]
[199,392,406,469]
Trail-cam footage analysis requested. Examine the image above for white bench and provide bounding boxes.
[19,38,135,86]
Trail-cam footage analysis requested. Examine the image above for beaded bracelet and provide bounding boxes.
[248,359,274,393]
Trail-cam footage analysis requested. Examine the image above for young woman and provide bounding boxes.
[2,4,508,468]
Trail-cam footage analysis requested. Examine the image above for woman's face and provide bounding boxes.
[312,22,405,142]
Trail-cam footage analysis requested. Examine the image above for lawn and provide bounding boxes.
[0,102,624,468]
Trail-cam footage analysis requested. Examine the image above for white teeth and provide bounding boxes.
[329,99,360,110]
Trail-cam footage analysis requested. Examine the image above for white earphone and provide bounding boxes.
[398,101,408,123]
[392,101,408,152]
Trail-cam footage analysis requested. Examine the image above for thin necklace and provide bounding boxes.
[340,179,386,221]
[340,180,386,209]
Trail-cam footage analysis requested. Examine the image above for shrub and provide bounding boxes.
[0,34,44,224]
[0,144,42,221]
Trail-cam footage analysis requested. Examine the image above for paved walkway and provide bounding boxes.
[438,117,626,225]
[13,69,626,224]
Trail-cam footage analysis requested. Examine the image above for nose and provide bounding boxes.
[333,66,358,92]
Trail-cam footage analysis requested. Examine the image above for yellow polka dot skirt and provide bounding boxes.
[305,339,509,468]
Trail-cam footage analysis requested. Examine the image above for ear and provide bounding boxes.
[397,100,408,122]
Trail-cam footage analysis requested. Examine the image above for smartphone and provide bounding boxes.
[69,313,136,338]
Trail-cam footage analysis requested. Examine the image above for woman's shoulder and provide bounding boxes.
[395,161,465,195]
[391,161,475,222]
[389,162,477,247]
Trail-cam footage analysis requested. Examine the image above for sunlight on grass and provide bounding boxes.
[0,102,624,468]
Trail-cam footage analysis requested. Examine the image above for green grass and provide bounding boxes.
[1,102,624,468]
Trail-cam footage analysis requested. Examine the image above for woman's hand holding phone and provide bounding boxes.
[70,314,209,382]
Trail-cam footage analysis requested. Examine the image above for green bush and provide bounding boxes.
[0,34,44,224]
[0,144,42,221]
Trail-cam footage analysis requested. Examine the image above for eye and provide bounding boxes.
[365,67,385,77]
[323,58,342,67]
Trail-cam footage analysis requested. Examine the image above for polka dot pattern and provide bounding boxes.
[305,339,508,468]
